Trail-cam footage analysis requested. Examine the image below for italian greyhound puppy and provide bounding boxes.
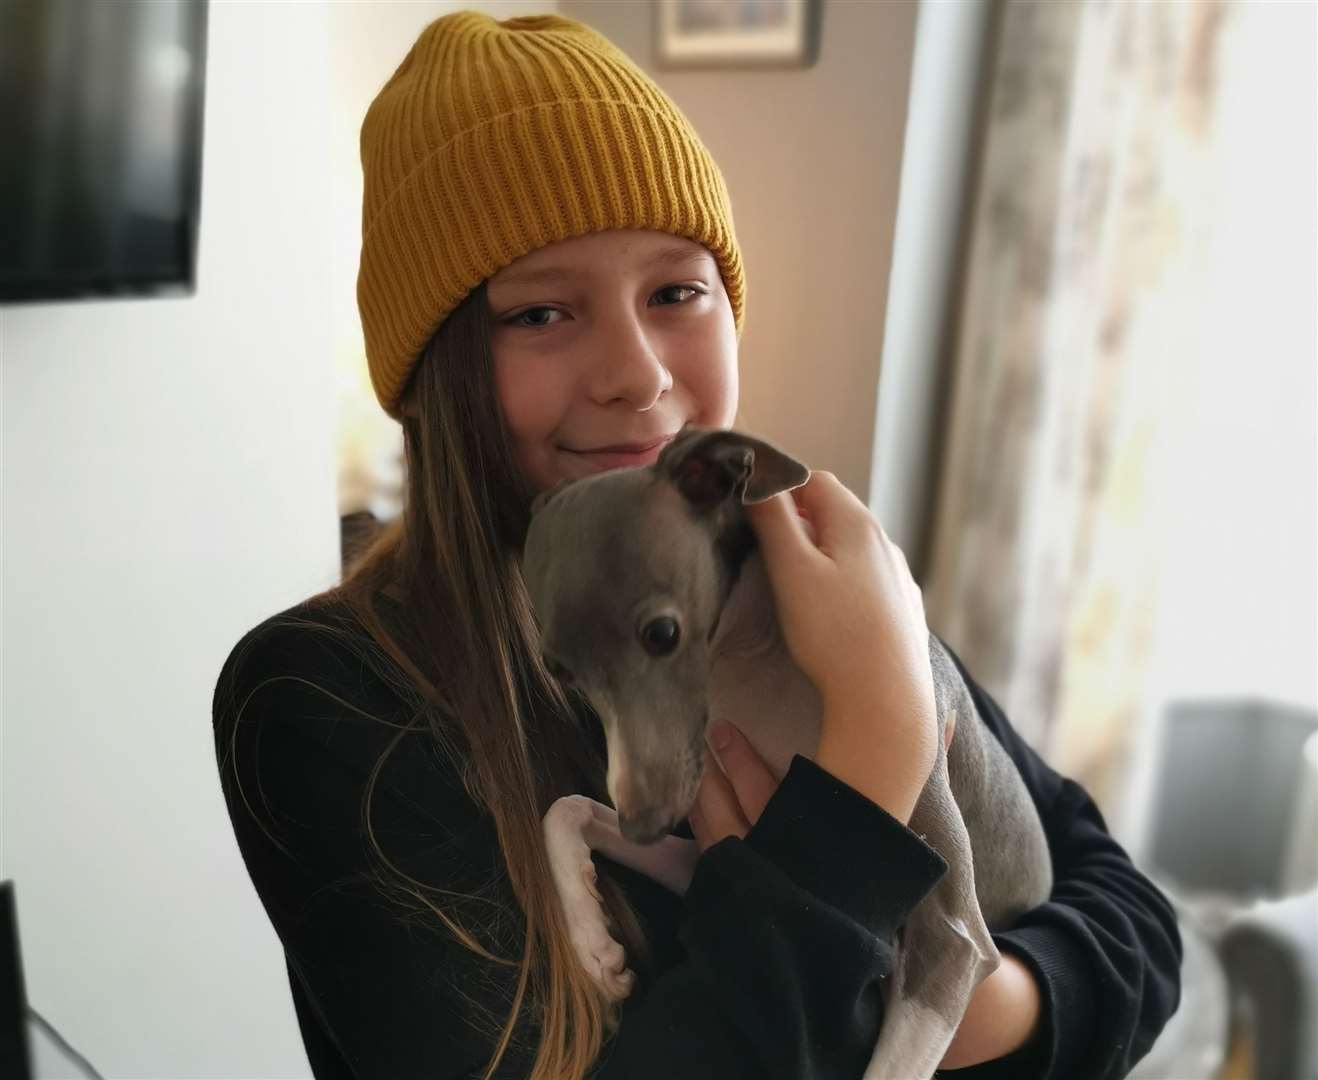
[523,428,1053,1080]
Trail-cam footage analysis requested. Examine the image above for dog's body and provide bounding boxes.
[525,429,1052,1079]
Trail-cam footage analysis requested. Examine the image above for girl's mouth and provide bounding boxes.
[562,434,677,472]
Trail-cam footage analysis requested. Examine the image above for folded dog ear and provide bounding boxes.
[658,427,809,508]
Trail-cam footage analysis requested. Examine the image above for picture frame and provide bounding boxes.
[654,0,821,71]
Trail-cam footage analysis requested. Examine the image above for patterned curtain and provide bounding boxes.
[923,0,1233,812]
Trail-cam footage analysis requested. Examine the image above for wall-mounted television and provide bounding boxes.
[0,0,208,303]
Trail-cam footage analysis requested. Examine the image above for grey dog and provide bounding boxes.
[523,427,1052,1080]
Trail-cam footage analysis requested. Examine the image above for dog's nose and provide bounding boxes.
[612,770,676,843]
[617,805,674,845]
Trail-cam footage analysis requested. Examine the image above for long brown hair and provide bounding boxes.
[314,283,651,1078]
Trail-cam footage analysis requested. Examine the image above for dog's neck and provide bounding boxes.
[707,548,823,775]
[709,546,782,662]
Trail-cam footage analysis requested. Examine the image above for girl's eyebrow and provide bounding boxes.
[491,246,713,290]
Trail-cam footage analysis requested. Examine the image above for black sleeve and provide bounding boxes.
[214,619,949,1080]
[939,643,1184,1080]
[595,756,949,1079]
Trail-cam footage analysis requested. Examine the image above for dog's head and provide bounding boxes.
[522,428,808,842]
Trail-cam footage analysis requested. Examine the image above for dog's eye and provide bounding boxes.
[543,654,574,684]
[640,616,681,657]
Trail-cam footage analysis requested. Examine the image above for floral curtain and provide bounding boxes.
[922,0,1233,812]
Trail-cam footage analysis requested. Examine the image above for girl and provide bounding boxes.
[212,12,1180,1080]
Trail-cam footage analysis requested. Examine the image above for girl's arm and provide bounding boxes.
[939,952,1042,1068]
[695,710,1045,1073]
[741,475,1179,1077]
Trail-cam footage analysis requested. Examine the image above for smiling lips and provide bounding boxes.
[564,433,677,471]
[571,434,676,454]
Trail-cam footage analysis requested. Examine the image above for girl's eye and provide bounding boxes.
[510,306,564,328]
[505,285,703,328]
[652,284,701,306]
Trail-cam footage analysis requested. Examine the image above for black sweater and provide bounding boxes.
[211,597,1181,1079]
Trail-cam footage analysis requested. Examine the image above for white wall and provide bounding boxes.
[2,2,339,1074]
[1,2,548,1076]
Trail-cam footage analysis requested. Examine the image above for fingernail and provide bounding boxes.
[710,720,734,750]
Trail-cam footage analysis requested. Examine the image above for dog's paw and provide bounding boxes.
[542,795,637,1001]
[565,859,636,1002]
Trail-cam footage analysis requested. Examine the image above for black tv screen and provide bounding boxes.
[0,0,208,302]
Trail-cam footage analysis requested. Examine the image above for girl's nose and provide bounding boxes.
[586,315,673,411]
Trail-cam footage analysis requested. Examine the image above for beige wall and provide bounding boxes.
[561,0,918,494]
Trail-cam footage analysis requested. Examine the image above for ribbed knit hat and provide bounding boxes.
[356,10,745,419]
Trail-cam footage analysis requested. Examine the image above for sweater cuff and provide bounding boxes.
[743,754,948,937]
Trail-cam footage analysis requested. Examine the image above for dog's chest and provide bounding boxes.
[707,552,822,779]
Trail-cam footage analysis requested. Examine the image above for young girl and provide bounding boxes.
[212,12,1180,1080]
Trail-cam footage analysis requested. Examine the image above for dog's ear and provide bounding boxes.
[658,427,809,508]
[531,478,574,517]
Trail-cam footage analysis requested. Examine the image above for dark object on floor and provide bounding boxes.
[0,881,32,1080]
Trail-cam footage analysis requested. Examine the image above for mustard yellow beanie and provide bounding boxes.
[356,10,745,419]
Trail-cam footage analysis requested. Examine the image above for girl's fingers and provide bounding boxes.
[691,745,750,852]
[754,471,874,560]
[707,720,779,825]
[744,486,815,568]
[690,723,784,853]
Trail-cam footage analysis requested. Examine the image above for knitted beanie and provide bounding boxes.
[356,10,745,419]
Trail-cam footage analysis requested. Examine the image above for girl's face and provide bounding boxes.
[487,229,739,495]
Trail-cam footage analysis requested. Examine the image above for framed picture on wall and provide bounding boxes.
[654,0,820,70]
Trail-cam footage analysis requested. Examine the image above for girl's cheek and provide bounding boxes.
[496,347,558,414]
[676,338,738,427]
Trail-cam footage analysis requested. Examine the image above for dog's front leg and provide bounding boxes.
[543,795,636,1001]
[543,795,701,1001]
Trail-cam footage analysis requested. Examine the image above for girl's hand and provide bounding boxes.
[744,471,938,825]
[689,720,783,852]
